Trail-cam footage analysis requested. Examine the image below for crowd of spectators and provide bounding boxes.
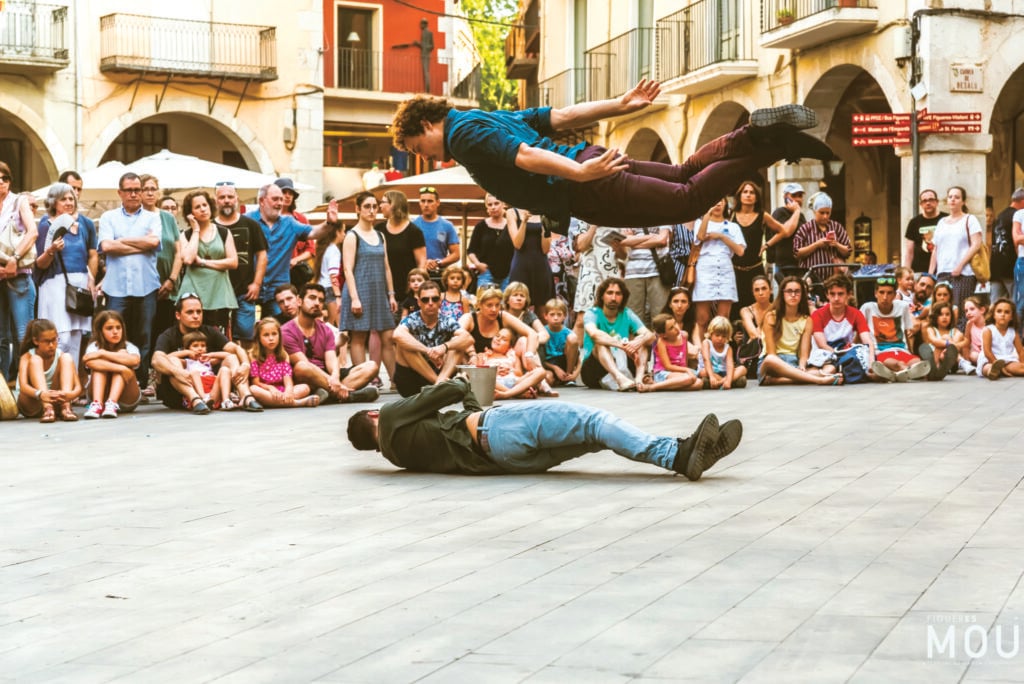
[2,169,1023,424]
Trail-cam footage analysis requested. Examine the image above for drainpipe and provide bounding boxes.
[74,2,83,168]
[910,12,921,204]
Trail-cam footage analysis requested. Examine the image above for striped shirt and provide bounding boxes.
[793,219,851,271]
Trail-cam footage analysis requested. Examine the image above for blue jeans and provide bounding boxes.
[107,291,158,387]
[233,296,257,342]
[1014,258,1024,323]
[0,273,37,380]
[481,401,677,473]
[476,269,509,291]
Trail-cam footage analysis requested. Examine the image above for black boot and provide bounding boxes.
[703,419,744,472]
[673,413,719,481]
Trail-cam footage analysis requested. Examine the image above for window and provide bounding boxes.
[101,123,168,164]
[337,6,376,89]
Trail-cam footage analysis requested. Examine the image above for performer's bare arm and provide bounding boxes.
[549,79,660,131]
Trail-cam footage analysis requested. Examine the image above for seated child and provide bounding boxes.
[919,302,965,380]
[15,319,83,422]
[962,296,987,374]
[399,268,430,320]
[978,297,1024,380]
[170,330,235,410]
[894,266,914,302]
[697,316,747,389]
[639,313,701,392]
[249,317,320,407]
[471,327,549,400]
[82,310,141,419]
[541,298,579,386]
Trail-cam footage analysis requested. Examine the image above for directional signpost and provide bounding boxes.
[851,109,981,147]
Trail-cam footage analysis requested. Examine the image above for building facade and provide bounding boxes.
[506,0,1024,264]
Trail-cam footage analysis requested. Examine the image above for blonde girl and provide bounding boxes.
[979,298,1024,379]
[82,310,141,419]
[249,317,319,407]
[894,266,915,302]
[16,319,82,422]
[962,295,988,372]
[698,316,747,389]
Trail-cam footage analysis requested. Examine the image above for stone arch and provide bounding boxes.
[623,128,670,163]
[984,31,1024,199]
[0,94,69,189]
[694,101,749,149]
[85,101,273,174]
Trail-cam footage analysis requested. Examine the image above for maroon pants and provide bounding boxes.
[568,125,770,227]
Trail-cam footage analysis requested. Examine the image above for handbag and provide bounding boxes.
[835,344,869,384]
[0,214,36,269]
[965,216,990,282]
[682,241,702,289]
[55,250,94,317]
[736,335,763,375]
[645,228,676,288]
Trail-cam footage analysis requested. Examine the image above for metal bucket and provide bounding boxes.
[457,365,497,407]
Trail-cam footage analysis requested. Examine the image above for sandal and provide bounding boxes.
[58,402,78,422]
[241,395,264,412]
[189,396,211,415]
[39,404,56,424]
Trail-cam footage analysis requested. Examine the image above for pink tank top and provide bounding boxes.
[653,340,687,373]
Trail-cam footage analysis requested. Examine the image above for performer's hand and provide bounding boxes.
[576,148,629,182]
[620,79,660,112]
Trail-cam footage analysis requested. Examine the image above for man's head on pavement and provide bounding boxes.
[176,293,204,332]
[596,277,629,313]
[391,96,452,163]
[275,284,299,320]
[118,172,143,213]
[299,282,326,320]
[348,409,381,451]
[258,183,285,222]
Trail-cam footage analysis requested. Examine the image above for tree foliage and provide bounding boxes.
[462,0,519,111]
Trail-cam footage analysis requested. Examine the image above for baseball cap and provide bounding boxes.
[274,177,300,198]
[782,182,804,196]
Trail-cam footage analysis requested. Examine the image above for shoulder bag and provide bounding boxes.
[0,214,36,269]
[55,249,94,317]
[965,216,990,282]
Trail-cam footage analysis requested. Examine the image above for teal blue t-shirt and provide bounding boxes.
[582,307,644,361]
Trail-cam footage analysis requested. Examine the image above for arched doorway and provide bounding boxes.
[696,102,748,149]
[100,113,257,170]
[988,62,1024,203]
[0,108,61,193]
[806,65,900,264]
[624,128,670,163]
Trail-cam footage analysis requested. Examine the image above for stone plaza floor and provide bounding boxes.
[2,375,1023,683]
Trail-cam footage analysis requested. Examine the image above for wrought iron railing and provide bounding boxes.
[99,13,277,81]
[761,0,875,32]
[538,67,590,110]
[657,0,753,81]
[336,48,480,100]
[586,27,659,101]
[0,2,68,63]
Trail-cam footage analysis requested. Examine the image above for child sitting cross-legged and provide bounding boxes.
[698,316,747,389]
[638,313,701,392]
[471,327,549,400]
[249,317,320,407]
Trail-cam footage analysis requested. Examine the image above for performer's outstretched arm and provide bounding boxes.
[549,79,660,131]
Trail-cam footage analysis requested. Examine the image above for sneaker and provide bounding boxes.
[705,419,744,471]
[314,388,330,404]
[673,414,720,482]
[940,347,959,377]
[987,359,1007,380]
[871,360,896,382]
[894,369,910,383]
[101,400,119,419]
[84,401,103,419]
[732,375,748,389]
[750,104,818,130]
[346,385,380,403]
[918,344,935,377]
[906,361,931,381]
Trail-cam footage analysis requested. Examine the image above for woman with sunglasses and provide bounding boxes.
[759,276,843,385]
[341,192,397,383]
[0,161,38,381]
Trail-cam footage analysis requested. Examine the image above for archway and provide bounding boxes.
[805,64,900,264]
[988,61,1024,204]
[99,112,258,171]
[695,102,748,149]
[0,103,65,193]
[624,128,670,163]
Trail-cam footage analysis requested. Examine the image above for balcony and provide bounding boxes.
[504,0,539,80]
[99,13,277,81]
[334,48,481,101]
[538,68,589,110]
[0,2,69,73]
[586,27,658,102]
[657,0,757,96]
[760,0,878,51]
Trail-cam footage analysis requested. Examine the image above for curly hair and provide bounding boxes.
[391,96,453,150]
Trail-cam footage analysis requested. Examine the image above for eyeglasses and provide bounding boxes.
[360,203,378,210]
[876,276,896,286]
[215,181,236,187]
[120,187,142,194]
[419,186,437,194]
[419,295,441,303]
[920,197,938,203]
[304,337,314,355]
[782,288,803,295]
[0,175,11,183]
[669,286,690,294]
[141,187,159,193]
